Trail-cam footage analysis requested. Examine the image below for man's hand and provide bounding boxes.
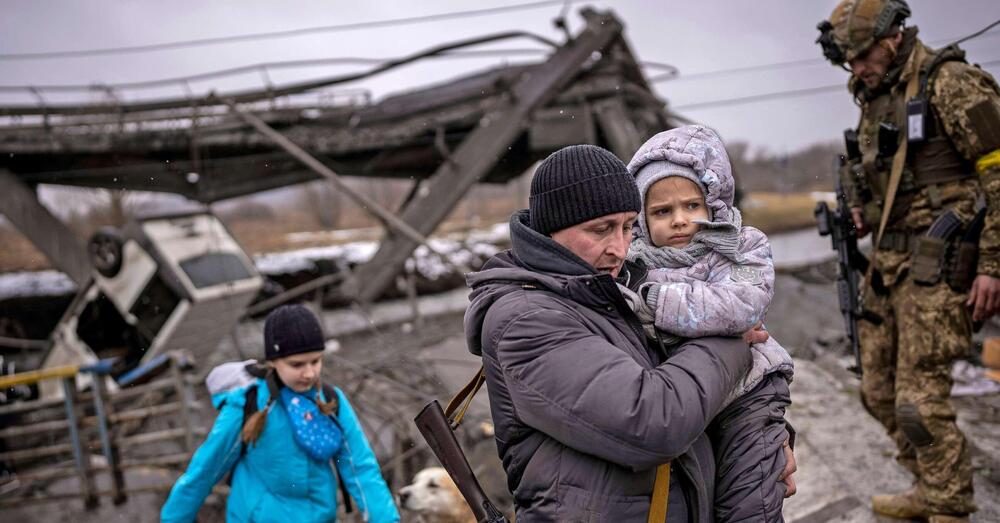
[967,274,1000,322]
[777,438,797,498]
[850,207,870,238]
[742,323,769,345]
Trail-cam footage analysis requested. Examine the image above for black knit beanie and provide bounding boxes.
[263,304,325,360]
[529,145,641,235]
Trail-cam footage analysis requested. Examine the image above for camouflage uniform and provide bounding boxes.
[840,26,1000,515]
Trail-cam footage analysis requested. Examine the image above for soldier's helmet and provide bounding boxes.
[816,0,911,65]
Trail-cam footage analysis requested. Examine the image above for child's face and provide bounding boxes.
[645,177,709,248]
[271,350,324,392]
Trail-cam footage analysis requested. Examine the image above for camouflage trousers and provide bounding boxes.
[859,277,977,513]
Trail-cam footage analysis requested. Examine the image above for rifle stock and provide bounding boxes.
[414,400,507,523]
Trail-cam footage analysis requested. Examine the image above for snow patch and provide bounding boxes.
[257,223,508,280]
[253,241,378,275]
[0,270,77,300]
[1,221,512,299]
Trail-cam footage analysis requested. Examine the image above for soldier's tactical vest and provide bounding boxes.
[855,44,975,225]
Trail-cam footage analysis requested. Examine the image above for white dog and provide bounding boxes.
[398,467,475,523]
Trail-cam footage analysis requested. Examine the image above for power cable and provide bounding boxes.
[0,52,677,94]
[0,0,579,61]
[0,49,554,93]
[3,13,991,114]
[0,31,559,116]
[670,58,1000,111]
[671,84,844,111]
[953,18,1000,45]
[652,22,1000,84]
[649,57,818,83]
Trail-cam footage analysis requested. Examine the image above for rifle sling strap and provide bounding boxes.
[647,463,671,523]
[445,364,486,429]
[447,282,542,428]
[867,45,926,292]
[447,364,671,521]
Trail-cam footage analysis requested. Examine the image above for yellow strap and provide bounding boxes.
[977,149,1000,175]
[444,364,486,429]
[0,364,79,388]
[647,462,671,523]
[866,46,926,289]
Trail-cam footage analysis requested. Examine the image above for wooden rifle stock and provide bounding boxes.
[414,400,507,523]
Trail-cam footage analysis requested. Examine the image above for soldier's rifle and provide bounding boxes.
[815,162,884,375]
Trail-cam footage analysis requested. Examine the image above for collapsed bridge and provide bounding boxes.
[0,8,680,305]
[0,8,686,511]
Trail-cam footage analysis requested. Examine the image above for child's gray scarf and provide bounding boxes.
[629,207,744,268]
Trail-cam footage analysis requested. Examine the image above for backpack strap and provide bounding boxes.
[219,384,260,487]
[320,383,353,514]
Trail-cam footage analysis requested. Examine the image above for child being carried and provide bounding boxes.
[621,125,795,522]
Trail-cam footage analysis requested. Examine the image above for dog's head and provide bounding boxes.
[398,467,474,523]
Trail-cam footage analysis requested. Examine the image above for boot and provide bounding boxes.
[871,488,933,519]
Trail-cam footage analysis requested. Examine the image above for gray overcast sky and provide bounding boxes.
[2,0,999,154]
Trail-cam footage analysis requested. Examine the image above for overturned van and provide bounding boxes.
[39,210,262,398]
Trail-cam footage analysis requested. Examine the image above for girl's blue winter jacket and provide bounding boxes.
[161,379,400,522]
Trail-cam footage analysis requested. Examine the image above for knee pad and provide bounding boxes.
[896,403,934,447]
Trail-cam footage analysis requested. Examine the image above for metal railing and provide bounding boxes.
[0,352,200,509]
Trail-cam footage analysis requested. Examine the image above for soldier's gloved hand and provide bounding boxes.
[616,283,655,325]
[968,274,1000,322]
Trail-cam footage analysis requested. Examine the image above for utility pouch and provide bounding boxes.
[878,122,901,158]
[945,207,987,292]
[844,128,862,161]
[911,236,948,285]
[911,210,964,286]
[947,241,979,292]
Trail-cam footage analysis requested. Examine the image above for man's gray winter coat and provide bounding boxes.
[464,210,752,522]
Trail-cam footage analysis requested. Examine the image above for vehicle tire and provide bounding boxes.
[88,227,125,278]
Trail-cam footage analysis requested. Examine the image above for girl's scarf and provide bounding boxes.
[629,207,744,269]
[279,387,344,461]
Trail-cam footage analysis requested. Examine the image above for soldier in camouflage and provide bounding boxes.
[818,0,1000,521]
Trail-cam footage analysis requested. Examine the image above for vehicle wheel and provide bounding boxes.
[88,228,125,278]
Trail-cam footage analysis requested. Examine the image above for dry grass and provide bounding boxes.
[741,192,821,235]
[0,228,51,272]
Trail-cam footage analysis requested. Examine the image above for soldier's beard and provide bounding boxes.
[861,73,884,89]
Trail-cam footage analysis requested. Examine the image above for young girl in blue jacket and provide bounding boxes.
[161,304,399,522]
